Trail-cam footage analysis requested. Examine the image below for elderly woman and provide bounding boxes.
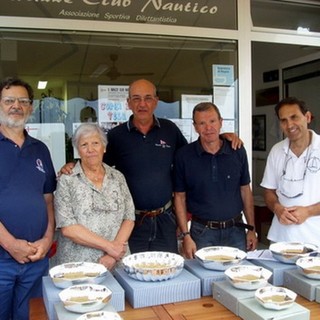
[53,123,135,270]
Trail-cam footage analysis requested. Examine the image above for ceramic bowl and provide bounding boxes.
[269,242,318,264]
[224,265,272,290]
[76,311,122,320]
[122,251,184,281]
[195,246,247,271]
[255,286,297,310]
[296,256,320,279]
[59,284,112,313]
[49,262,107,289]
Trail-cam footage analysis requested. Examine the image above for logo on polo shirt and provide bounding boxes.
[155,139,171,148]
[36,159,46,173]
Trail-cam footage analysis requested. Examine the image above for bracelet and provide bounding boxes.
[179,231,190,240]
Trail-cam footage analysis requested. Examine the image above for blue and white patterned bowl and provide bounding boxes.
[255,286,296,310]
[195,246,247,271]
[296,256,320,279]
[269,242,318,264]
[59,284,112,313]
[122,251,184,281]
[49,262,108,289]
[225,265,272,290]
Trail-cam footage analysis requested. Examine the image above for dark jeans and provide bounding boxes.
[191,220,246,252]
[128,208,178,254]
[0,257,48,320]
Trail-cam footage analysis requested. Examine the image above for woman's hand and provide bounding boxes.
[106,240,127,261]
[99,254,117,271]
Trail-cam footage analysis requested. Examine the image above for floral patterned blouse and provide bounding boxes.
[52,161,135,266]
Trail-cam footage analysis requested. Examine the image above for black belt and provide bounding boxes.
[135,200,172,217]
[192,214,254,231]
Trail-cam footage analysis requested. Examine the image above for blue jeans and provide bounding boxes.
[128,208,178,253]
[0,258,49,320]
[191,220,246,252]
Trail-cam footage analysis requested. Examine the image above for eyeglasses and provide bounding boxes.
[1,97,32,107]
[130,95,156,104]
[279,149,310,199]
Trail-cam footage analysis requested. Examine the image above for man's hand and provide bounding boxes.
[275,206,298,225]
[182,236,197,259]
[58,162,75,176]
[27,237,53,262]
[8,239,37,264]
[222,132,243,150]
[285,206,309,225]
[246,230,258,251]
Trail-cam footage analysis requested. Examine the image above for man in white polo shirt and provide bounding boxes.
[261,97,320,247]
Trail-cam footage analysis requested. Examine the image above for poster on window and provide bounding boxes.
[98,85,131,128]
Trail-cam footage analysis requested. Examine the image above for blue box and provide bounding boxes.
[184,259,226,296]
[316,287,320,303]
[283,269,320,301]
[184,259,255,296]
[238,298,310,320]
[212,280,257,315]
[250,259,297,285]
[114,267,200,308]
[42,272,125,320]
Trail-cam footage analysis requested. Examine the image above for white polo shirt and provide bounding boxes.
[261,130,320,247]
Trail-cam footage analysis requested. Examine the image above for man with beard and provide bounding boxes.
[0,77,56,319]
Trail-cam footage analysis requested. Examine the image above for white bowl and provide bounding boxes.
[195,246,247,271]
[269,242,318,264]
[49,262,108,289]
[296,256,320,279]
[255,286,297,310]
[225,265,272,290]
[122,251,184,282]
[76,311,122,320]
[59,284,112,314]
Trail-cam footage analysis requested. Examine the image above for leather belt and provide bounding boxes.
[192,214,254,231]
[135,200,172,217]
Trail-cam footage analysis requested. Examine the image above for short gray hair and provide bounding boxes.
[193,102,222,122]
[72,123,107,151]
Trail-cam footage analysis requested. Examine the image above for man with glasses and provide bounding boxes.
[104,79,187,253]
[261,97,320,247]
[0,77,56,319]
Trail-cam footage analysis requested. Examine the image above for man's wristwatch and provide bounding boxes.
[178,231,190,240]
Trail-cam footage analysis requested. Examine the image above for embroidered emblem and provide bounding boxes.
[36,159,46,173]
[155,139,171,148]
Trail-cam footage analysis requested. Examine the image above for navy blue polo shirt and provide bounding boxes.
[0,130,56,259]
[104,116,187,210]
[173,138,251,220]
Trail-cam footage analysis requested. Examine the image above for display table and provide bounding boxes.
[30,295,320,320]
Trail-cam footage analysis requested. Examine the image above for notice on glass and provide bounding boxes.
[212,65,234,86]
[170,118,193,143]
[213,86,235,119]
[98,85,131,124]
[221,119,235,133]
[181,94,212,119]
